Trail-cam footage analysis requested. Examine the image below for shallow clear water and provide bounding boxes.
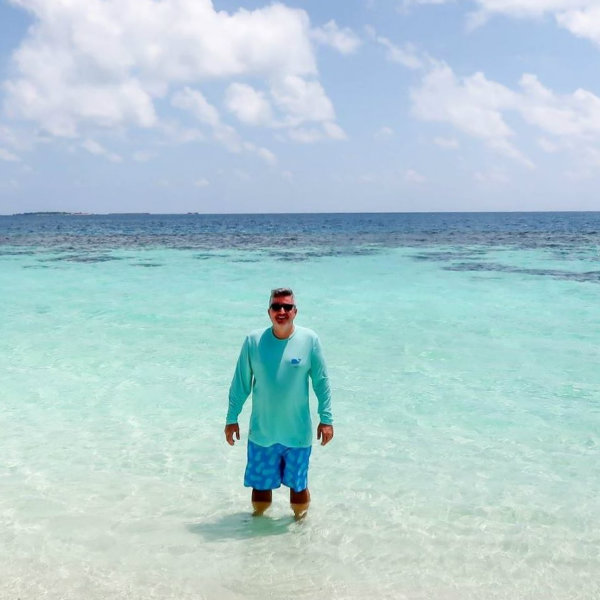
[1,213,599,599]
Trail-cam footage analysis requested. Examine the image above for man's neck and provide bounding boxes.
[272,324,294,340]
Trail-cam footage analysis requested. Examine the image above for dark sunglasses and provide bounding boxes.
[270,302,295,312]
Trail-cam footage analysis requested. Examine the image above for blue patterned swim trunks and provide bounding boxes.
[244,441,312,492]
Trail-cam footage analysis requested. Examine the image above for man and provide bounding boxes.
[225,288,334,519]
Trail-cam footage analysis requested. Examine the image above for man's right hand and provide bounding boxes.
[224,423,240,445]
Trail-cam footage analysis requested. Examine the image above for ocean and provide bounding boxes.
[1,212,599,599]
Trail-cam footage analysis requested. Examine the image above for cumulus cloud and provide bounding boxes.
[194,178,210,187]
[172,87,221,129]
[222,76,344,143]
[366,26,424,69]
[311,20,362,54]
[287,121,347,143]
[225,83,273,126]
[557,6,600,45]
[2,0,344,150]
[518,73,600,137]
[270,75,335,126]
[404,0,600,46]
[244,142,277,165]
[411,64,534,166]
[411,60,600,167]
[171,86,276,162]
[288,127,329,143]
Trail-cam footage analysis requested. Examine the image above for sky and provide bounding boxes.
[1,0,600,214]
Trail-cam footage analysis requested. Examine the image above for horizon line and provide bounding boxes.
[4,209,600,217]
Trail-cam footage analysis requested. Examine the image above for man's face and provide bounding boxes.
[268,294,297,328]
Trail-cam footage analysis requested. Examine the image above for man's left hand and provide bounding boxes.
[317,423,334,446]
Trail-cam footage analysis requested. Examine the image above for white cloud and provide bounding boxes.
[81,139,122,162]
[0,148,20,162]
[225,83,273,126]
[373,34,424,70]
[401,0,451,7]
[171,86,243,152]
[171,87,220,128]
[412,59,600,168]
[2,0,344,146]
[403,1,600,46]
[244,142,277,165]
[411,64,532,165]
[434,136,459,149]
[288,127,326,144]
[469,1,597,21]
[270,75,336,127]
[311,20,362,54]
[518,73,600,137]
[557,6,600,45]
[171,87,277,162]
[194,178,210,187]
[323,121,347,140]
[224,78,346,145]
[404,169,426,183]
[288,121,347,143]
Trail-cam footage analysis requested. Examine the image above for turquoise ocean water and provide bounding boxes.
[1,213,599,599]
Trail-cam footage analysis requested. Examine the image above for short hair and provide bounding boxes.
[270,287,294,301]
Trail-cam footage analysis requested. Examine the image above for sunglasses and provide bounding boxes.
[270,302,295,312]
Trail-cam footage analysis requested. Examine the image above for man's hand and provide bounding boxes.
[317,423,334,446]
[225,423,240,446]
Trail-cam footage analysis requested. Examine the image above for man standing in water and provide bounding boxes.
[225,288,334,519]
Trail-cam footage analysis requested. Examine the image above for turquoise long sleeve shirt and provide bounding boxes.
[227,326,333,448]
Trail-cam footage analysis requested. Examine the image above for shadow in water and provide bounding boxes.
[187,512,295,541]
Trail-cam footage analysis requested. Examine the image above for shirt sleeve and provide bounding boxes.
[226,336,253,424]
[310,335,333,425]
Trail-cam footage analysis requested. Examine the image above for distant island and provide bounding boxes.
[12,211,152,216]
[13,211,93,216]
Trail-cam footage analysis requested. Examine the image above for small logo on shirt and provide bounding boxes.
[290,358,302,366]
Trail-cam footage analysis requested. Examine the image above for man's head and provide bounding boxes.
[268,287,297,336]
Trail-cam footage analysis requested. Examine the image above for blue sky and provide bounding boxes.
[1,0,600,214]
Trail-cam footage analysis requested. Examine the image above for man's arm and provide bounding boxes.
[225,337,253,445]
[310,336,334,445]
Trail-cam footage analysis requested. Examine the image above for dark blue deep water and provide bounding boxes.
[1,212,599,251]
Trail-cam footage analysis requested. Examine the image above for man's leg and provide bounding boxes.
[281,445,312,519]
[245,442,283,516]
[251,488,272,516]
[290,488,310,519]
